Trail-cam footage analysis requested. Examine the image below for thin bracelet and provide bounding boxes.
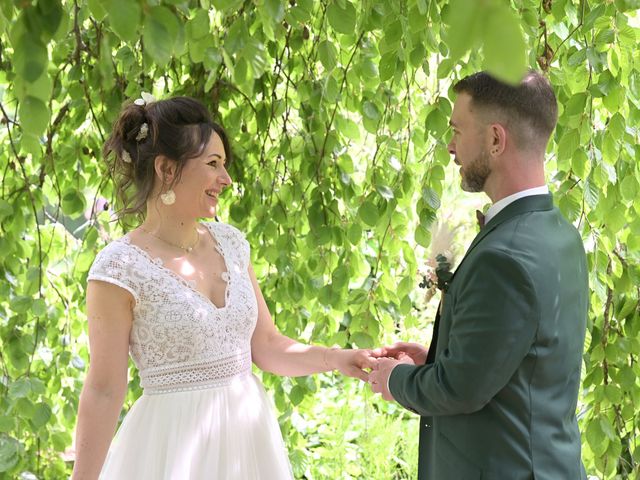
[323,346,339,370]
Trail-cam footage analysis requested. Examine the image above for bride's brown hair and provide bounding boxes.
[103,96,231,225]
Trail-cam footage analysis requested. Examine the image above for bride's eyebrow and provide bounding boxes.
[206,153,226,164]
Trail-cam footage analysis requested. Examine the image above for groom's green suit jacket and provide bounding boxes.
[389,194,588,480]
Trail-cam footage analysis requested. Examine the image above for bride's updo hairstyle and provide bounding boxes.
[103,96,231,223]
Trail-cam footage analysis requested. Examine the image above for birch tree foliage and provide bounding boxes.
[0,0,639,478]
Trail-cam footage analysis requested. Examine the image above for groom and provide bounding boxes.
[369,70,588,479]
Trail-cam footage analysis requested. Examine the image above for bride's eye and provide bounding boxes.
[208,160,217,167]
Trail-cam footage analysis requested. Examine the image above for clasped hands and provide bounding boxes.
[332,342,428,402]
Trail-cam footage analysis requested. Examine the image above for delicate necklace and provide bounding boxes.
[140,226,199,253]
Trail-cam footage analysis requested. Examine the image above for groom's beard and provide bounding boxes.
[460,148,491,192]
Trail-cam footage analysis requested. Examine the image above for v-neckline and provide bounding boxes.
[121,222,231,310]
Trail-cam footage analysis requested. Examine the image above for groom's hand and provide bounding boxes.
[368,354,415,401]
[371,342,428,366]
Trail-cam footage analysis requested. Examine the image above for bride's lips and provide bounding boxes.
[205,189,220,199]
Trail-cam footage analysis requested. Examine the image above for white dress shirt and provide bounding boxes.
[484,185,549,225]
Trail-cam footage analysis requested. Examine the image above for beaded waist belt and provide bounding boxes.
[140,350,252,395]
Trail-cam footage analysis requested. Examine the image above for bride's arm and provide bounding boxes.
[71,281,132,480]
[248,264,375,380]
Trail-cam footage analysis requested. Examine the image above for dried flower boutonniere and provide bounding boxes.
[418,222,457,312]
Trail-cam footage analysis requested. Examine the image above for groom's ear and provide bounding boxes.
[487,123,507,157]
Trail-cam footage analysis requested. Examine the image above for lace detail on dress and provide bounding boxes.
[87,222,258,394]
[141,350,253,395]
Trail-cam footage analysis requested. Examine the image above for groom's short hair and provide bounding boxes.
[453,70,558,153]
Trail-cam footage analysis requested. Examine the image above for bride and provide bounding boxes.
[71,95,375,479]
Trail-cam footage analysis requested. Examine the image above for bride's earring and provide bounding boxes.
[160,189,176,205]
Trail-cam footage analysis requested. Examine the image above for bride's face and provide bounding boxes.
[172,132,232,219]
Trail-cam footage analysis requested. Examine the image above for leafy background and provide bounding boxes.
[0,0,639,478]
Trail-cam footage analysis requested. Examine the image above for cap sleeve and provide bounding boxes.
[87,241,140,304]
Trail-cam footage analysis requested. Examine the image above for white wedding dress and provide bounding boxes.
[87,221,293,479]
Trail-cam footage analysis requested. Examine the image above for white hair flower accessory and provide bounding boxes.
[135,122,149,141]
[122,149,132,163]
[134,92,156,106]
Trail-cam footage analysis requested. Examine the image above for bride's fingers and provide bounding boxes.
[348,367,369,382]
[361,355,378,370]
[369,347,387,357]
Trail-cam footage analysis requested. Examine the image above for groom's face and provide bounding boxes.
[448,93,491,192]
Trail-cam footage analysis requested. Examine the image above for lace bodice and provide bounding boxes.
[87,222,258,394]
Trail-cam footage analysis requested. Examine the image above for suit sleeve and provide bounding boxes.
[389,248,539,416]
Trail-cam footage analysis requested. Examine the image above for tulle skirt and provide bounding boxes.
[99,374,293,479]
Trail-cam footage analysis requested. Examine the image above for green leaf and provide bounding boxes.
[143,6,181,67]
[242,37,268,78]
[599,416,616,441]
[13,34,48,83]
[358,201,378,227]
[287,275,304,303]
[10,296,32,314]
[0,417,14,433]
[444,0,480,60]
[585,418,604,449]
[105,0,141,43]
[187,10,210,40]
[557,129,580,161]
[289,385,305,405]
[327,1,356,35]
[570,150,588,178]
[19,96,50,137]
[379,52,397,82]
[9,378,31,399]
[422,187,441,210]
[336,116,360,140]
[0,434,20,473]
[30,0,64,41]
[264,0,285,23]
[414,224,431,248]
[88,0,107,21]
[31,298,46,317]
[212,0,243,12]
[383,20,402,46]
[30,403,52,429]
[620,176,637,201]
[350,331,374,348]
[607,112,625,141]
[601,131,618,165]
[425,107,448,138]
[318,40,337,71]
[481,3,527,84]
[565,93,588,117]
[0,200,12,220]
[362,101,380,121]
[61,190,86,216]
[375,184,394,201]
[347,223,362,244]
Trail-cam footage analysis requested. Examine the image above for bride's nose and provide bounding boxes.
[219,168,232,188]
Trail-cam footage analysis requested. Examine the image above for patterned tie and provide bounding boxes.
[476,210,486,229]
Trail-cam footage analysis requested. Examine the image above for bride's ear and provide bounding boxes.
[154,155,177,184]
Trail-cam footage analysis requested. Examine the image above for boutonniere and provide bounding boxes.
[419,222,457,311]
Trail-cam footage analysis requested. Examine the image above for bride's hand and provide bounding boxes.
[328,349,378,381]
